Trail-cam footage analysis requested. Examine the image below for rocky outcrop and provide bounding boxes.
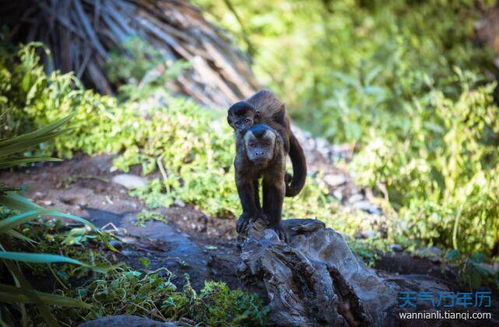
[238,219,455,327]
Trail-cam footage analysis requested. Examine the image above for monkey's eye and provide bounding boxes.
[244,119,251,123]
[248,141,257,147]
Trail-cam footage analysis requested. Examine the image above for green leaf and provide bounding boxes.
[0,251,89,266]
[0,284,91,308]
[0,193,96,231]
[0,209,48,234]
[5,230,36,244]
[0,131,65,159]
[0,157,61,169]
[0,114,73,148]
[0,192,42,211]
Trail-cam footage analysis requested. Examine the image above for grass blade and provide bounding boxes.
[0,284,91,308]
[0,251,87,265]
[0,157,61,169]
[0,210,48,234]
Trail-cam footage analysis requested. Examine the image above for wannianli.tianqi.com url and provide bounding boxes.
[398,310,492,320]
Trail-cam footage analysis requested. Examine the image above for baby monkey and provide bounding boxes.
[234,124,287,240]
[227,90,306,197]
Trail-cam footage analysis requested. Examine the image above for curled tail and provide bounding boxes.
[285,133,307,197]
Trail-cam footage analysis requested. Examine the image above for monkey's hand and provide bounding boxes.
[236,212,254,234]
[271,223,289,243]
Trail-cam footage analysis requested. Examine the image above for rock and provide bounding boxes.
[125,221,210,289]
[352,200,383,216]
[355,229,377,239]
[332,189,343,201]
[324,174,347,187]
[111,174,147,190]
[109,240,123,249]
[390,244,403,252]
[348,193,364,203]
[427,246,443,256]
[77,315,178,327]
[238,218,453,327]
[174,200,186,207]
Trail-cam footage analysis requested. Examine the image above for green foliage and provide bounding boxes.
[196,0,499,255]
[135,210,167,225]
[347,238,388,267]
[353,81,499,254]
[197,0,496,140]
[445,250,499,289]
[59,269,268,326]
[106,36,191,101]
[7,213,265,327]
[0,118,101,327]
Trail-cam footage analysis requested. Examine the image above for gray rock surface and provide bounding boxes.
[85,208,210,289]
[112,174,148,189]
[324,173,347,187]
[238,219,456,327]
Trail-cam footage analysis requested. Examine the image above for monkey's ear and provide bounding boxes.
[272,109,286,125]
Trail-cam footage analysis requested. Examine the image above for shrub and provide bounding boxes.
[58,270,268,326]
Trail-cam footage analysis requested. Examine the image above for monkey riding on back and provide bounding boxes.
[227,90,307,196]
[227,90,307,240]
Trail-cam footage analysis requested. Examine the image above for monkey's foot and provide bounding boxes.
[236,213,257,234]
[270,223,289,243]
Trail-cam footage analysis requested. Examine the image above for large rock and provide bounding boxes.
[111,174,148,190]
[237,219,459,327]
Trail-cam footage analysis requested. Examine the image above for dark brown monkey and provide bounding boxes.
[227,90,306,197]
[234,124,287,240]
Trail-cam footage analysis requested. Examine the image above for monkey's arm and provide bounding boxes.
[253,179,261,211]
[285,132,307,197]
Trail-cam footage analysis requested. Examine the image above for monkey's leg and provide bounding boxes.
[262,176,287,241]
[235,177,258,234]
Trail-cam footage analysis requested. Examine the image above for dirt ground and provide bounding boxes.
[1,154,241,289]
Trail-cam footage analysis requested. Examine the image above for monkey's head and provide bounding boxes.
[244,124,277,165]
[227,101,258,131]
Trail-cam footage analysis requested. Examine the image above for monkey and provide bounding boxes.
[234,124,287,240]
[227,90,306,197]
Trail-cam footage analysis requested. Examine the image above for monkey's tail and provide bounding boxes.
[285,133,307,197]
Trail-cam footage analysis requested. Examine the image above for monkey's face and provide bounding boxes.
[244,124,277,165]
[228,101,256,131]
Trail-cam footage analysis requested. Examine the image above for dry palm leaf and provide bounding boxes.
[0,0,259,107]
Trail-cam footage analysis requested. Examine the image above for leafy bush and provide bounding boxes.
[0,117,101,327]
[58,269,268,326]
[197,0,496,141]
[353,81,498,254]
